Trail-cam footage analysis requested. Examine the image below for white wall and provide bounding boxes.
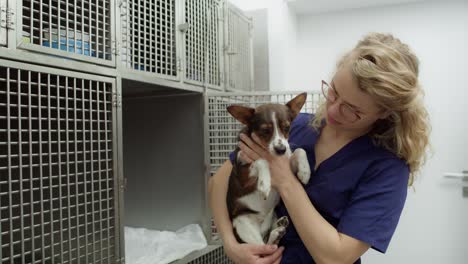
[266,0,299,91]
[292,1,468,263]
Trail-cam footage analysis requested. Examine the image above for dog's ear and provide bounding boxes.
[227,105,255,125]
[286,92,307,120]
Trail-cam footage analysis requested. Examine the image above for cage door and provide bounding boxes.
[184,0,223,89]
[119,0,178,78]
[0,60,119,263]
[225,4,253,91]
[0,0,7,46]
[19,0,114,65]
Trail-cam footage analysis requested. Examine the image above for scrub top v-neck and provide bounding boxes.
[229,113,409,264]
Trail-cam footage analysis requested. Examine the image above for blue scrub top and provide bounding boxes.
[229,113,409,263]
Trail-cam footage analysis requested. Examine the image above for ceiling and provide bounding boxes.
[286,0,440,15]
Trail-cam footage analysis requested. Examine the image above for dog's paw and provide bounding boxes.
[267,226,287,245]
[276,216,289,228]
[297,165,311,185]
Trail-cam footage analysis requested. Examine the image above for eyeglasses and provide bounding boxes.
[321,80,362,123]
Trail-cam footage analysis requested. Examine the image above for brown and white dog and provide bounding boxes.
[226,93,311,245]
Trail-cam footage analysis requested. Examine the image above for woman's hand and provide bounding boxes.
[225,241,284,264]
[238,133,297,191]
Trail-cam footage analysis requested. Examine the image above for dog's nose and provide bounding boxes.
[274,145,286,155]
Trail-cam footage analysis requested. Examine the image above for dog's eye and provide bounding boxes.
[261,128,272,134]
[283,125,291,132]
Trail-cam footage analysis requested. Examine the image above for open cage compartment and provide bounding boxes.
[225,3,253,91]
[183,0,224,90]
[0,59,120,263]
[118,0,178,80]
[120,80,232,263]
[18,0,115,66]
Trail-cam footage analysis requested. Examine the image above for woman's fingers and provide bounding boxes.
[251,133,268,150]
[239,150,254,164]
[240,133,270,159]
[258,246,284,264]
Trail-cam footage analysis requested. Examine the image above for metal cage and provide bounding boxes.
[18,0,115,66]
[225,3,253,91]
[184,0,223,89]
[119,0,178,78]
[0,59,120,263]
[206,91,323,175]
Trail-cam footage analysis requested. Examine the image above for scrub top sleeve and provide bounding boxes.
[337,157,410,253]
[229,150,236,164]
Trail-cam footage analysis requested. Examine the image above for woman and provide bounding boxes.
[208,32,430,264]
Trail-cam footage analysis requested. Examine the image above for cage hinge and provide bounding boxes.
[177,57,183,72]
[113,92,122,108]
[112,92,117,107]
[1,7,14,30]
[120,177,127,191]
[112,39,120,56]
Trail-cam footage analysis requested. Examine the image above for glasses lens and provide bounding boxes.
[341,104,359,122]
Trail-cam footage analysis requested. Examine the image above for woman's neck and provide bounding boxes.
[322,123,370,143]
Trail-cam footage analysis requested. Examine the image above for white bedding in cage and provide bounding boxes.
[125,224,208,264]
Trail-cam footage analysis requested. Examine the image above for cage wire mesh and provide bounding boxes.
[120,0,177,76]
[207,91,323,176]
[226,5,252,91]
[22,0,112,61]
[186,246,233,264]
[0,65,117,263]
[185,0,222,88]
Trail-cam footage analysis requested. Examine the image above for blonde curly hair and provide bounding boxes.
[312,32,431,186]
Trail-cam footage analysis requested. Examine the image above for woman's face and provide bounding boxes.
[325,67,386,133]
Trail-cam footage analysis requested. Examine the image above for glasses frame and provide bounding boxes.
[321,80,363,123]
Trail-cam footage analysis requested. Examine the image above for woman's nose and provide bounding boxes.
[328,99,341,116]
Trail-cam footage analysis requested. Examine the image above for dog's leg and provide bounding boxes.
[233,214,265,245]
[260,208,276,240]
[291,148,311,185]
[266,216,289,245]
[250,159,271,200]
